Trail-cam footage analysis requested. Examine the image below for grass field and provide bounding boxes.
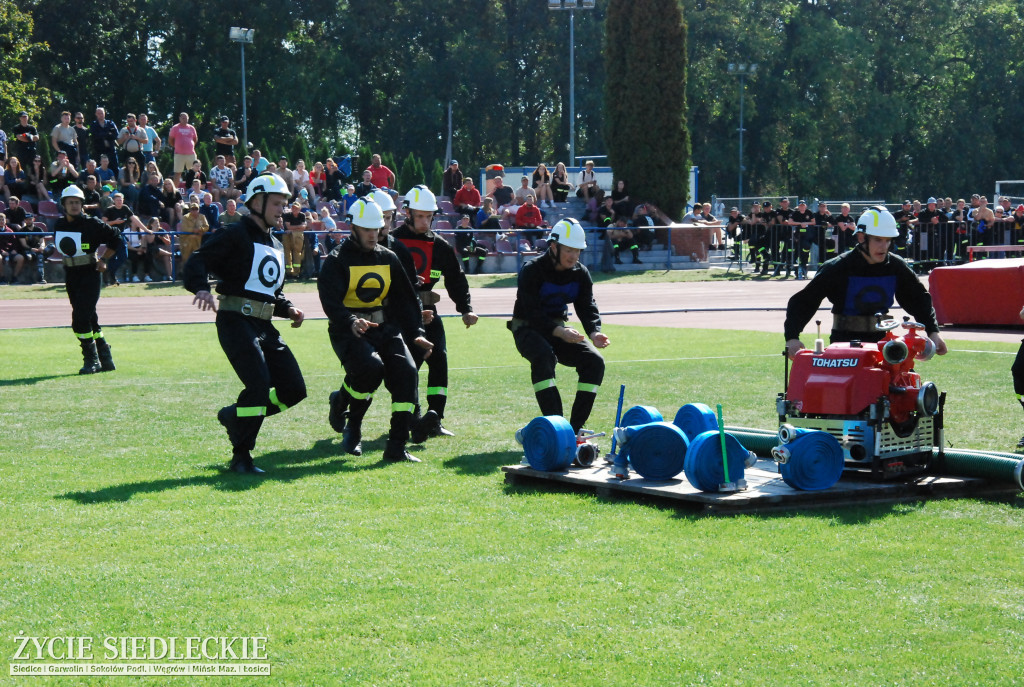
[1,318,1022,685]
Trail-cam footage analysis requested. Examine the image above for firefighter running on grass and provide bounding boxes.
[784,205,947,358]
[53,184,124,374]
[509,218,610,434]
[184,173,307,474]
[392,184,479,443]
[319,196,433,462]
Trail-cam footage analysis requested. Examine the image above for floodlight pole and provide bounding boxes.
[727,62,757,202]
[549,1,595,167]
[230,27,254,151]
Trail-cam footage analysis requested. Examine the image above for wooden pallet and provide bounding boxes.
[501,459,1019,515]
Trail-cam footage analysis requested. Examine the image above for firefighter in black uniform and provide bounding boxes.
[771,198,794,277]
[184,173,307,474]
[892,200,917,259]
[53,184,123,374]
[788,199,816,280]
[392,184,478,442]
[319,196,433,462]
[784,206,948,358]
[509,218,610,434]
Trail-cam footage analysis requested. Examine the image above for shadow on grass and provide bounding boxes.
[443,450,522,475]
[0,373,78,387]
[57,436,402,504]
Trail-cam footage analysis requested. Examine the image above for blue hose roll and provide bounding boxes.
[618,406,663,462]
[673,403,719,441]
[521,416,577,471]
[622,422,689,480]
[684,430,750,492]
[777,423,817,445]
[779,430,844,491]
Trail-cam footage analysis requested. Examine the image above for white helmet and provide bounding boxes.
[244,173,290,208]
[347,196,385,229]
[549,218,587,249]
[60,185,86,204]
[403,184,438,212]
[856,206,899,238]
[371,188,397,212]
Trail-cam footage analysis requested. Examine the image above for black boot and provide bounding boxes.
[383,438,421,462]
[411,409,454,443]
[228,449,265,475]
[341,396,371,456]
[79,339,100,375]
[218,405,242,447]
[328,390,348,433]
[96,338,115,372]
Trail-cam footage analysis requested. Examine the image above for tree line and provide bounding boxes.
[3,0,1022,216]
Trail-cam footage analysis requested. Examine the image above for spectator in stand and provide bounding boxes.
[137,172,164,223]
[551,161,573,203]
[585,188,604,225]
[942,197,953,216]
[275,157,296,197]
[916,197,945,261]
[116,113,148,172]
[453,177,482,222]
[492,176,516,218]
[16,213,46,283]
[210,155,238,203]
[892,199,917,257]
[833,202,856,254]
[117,157,141,209]
[282,201,307,279]
[213,116,238,165]
[1011,205,1024,243]
[137,113,160,165]
[454,213,488,274]
[318,206,337,235]
[179,201,209,266]
[475,197,502,231]
[0,123,9,163]
[724,206,744,259]
[70,113,89,169]
[514,194,546,245]
[200,192,221,234]
[167,112,198,185]
[89,108,119,177]
[813,200,835,259]
[12,112,40,164]
[5,196,30,231]
[51,111,79,163]
[0,213,29,284]
[999,196,1013,216]
[141,160,161,187]
[512,175,534,206]
[442,159,462,200]
[788,199,816,280]
[310,161,326,199]
[341,184,359,213]
[611,179,632,218]
[95,154,116,188]
[3,156,31,201]
[631,203,658,251]
[25,155,47,199]
[160,177,184,227]
[77,158,98,187]
[221,199,243,227]
[532,163,554,208]
[949,198,970,261]
[973,195,996,247]
[79,175,101,216]
[47,150,79,196]
[322,158,344,203]
[292,159,316,203]
[366,153,395,190]
[182,159,207,191]
[353,169,375,197]
[235,155,258,195]
[577,159,598,201]
[250,149,268,173]
[769,198,793,276]
[609,220,639,265]
[596,195,616,229]
[104,192,149,281]
[185,178,205,207]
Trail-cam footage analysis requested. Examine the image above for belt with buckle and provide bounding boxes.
[419,291,441,307]
[62,254,95,267]
[352,309,386,324]
[833,314,881,333]
[218,295,275,320]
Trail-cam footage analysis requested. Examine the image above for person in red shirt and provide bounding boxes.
[365,153,395,190]
[453,177,482,225]
[514,194,546,245]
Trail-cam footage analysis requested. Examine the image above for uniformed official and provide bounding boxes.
[784,206,948,358]
[319,196,433,462]
[184,173,307,474]
[392,184,478,442]
[509,218,610,434]
[53,184,124,374]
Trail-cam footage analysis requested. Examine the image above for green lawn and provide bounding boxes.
[1,319,1021,685]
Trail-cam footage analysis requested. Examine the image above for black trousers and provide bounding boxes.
[328,322,418,405]
[410,312,449,417]
[64,265,102,335]
[217,312,306,452]
[513,325,605,432]
[1012,338,1024,398]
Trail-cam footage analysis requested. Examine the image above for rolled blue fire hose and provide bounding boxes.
[684,430,749,492]
[620,422,689,480]
[520,416,576,471]
[777,431,844,491]
[618,406,663,462]
[673,403,719,440]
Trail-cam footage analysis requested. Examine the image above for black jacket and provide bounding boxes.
[392,222,474,315]
[512,251,601,336]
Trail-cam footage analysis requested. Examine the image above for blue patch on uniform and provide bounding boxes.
[539,280,579,318]
[844,275,896,315]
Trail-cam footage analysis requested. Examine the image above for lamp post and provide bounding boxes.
[229,27,254,152]
[727,62,757,202]
[548,0,595,167]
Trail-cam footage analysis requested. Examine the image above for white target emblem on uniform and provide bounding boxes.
[245,244,285,296]
[55,230,85,257]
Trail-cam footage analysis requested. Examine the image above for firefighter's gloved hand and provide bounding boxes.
[929,332,948,356]
[786,338,805,359]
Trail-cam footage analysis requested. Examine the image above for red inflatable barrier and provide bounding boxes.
[930,258,1024,326]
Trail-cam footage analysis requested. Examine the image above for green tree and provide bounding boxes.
[0,2,50,123]
[605,0,690,218]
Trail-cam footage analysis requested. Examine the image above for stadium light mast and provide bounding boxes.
[229,27,254,151]
[548,0,596,167]
[727,62,757,202]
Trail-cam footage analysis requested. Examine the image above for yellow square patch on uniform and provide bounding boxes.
[344,264,392,309]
